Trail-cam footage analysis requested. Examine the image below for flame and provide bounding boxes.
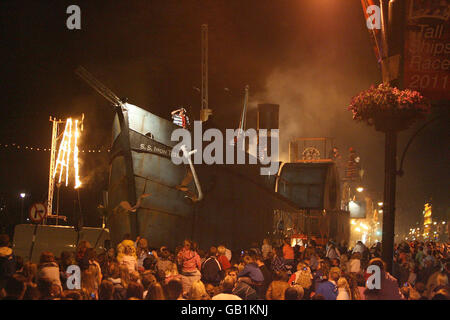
[53,117,82,189]
[74,119,81,189]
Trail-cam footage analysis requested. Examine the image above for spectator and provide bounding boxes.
[201,247,223,286]
[255,255,272,298]
[145,281,165,300]
[282,238,295,271]
[135,237,151,271]
[336,277,351,300]
[261,238,272,261]
[289,262,313,298]
[117,240,138,273]
[156,246,172,276]
[348,252,362,273]
[188,280,210,300]
[271,247,287,273]
[164,261,181,284]
[177,240,201,296]
[266,271,290,300]
[166,279,184,300]
[141,273,156,298]
[212,276,242,300]
[0,234,16,289]
[126,281,144,300]
[107,262,127,300]
[237,255,264,284]
[284,286,301,300]
[315,267,340,300]
[37,251,62,290]
[81,264,99,300]
[217,246,231,271]
[98,279,115,300]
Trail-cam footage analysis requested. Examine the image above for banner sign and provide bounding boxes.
[403,0,450,100]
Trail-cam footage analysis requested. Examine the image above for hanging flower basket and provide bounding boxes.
[348,83,430,132]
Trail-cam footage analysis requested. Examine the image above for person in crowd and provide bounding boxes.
[106,262,127,300]
[336,277,351,300]
[315,267,340,300]
[0,234,16,289]
[188,280,210,300]
[348,252,362,273]
[426,272,448,299]
[261,238,272,262]
[266,271,290,300]
[223,267,257,300]
[201,246,223,286]
[117,239,138,273]
[37,251,62,290]
[237,255,264,285]
[166,279,184,300]
[255,255,272,298]
[177,239,202,296]
[141,273,156,298]
[81,264,100,300]
[156,246,173,276]
[98,279,115,300]
[345,272,362,300]
[289,262,313,299]
[284,286,302,300]
[282,238,295,272]
[126,281,144,300]
[217,245,231,271]
[326,241,341,261]
[145,281,165,300]
[212,276,242,300]
[271,247,287,273]
[37,278,54,300]
[135,237,151,271]
[164,261,182,284]
[75,240,91,266]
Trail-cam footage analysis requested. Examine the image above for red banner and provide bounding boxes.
[403,0,450,100]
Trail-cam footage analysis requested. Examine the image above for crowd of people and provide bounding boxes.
[0,233,448,300]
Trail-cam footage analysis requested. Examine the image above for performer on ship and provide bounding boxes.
[171,107,190,129]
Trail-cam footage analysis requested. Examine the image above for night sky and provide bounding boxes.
[0,1,448,235]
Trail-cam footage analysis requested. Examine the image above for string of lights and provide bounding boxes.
[0,143,110,153]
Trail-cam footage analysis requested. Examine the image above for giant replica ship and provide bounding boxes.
[76,67,348,251]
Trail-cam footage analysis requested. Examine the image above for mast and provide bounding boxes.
[200,24,212,122]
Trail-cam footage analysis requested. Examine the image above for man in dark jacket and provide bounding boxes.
[201,247,223,286]
[0,234,16,290]
[255,255,272,299]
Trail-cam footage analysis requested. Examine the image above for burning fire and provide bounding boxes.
[53,117,82,188]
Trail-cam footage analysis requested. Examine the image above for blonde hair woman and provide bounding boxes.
[189,280,210,300]
[82,265,100,300]
[336,277,351,300]
[217,245,231,270]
